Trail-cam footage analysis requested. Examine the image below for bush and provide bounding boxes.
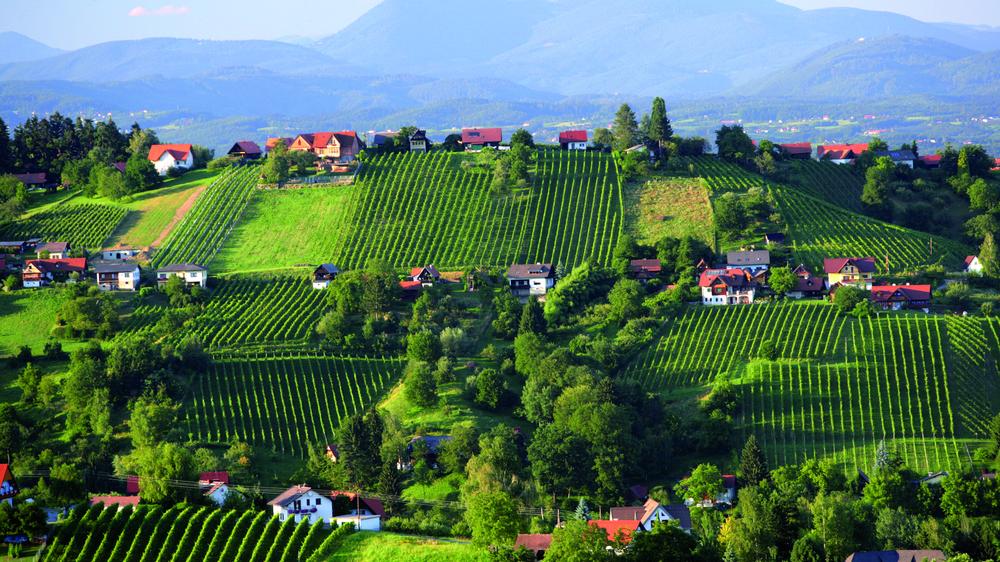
[408,330,441,363]
[404,361,437,407]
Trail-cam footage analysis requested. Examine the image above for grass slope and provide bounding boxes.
[627,175,714,248]
[105,169,219,248]
[324,532,486,562]
[0,289,66,356]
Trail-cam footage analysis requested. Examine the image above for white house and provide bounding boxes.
[685,474,738,508]
[609,498,692,532]
[726,250,770,274]
[559,130,588,151]
[699,269,756,306]
[156,263,207,288]
[268,485,333,526]
[94,262,140,292]
[199,472,233,507]
[203,482,232,506]
[331,492,384,532]
[100,247,140,261]
[36,242,70,259]
[148,144,194,176]
[312,264,340,290]
[409,130,430,153]
[506,263,556,300]
[965,255,983,275]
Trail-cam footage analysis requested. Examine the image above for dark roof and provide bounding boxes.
[228,141,262,155]
[559,130,588,143]
[727,250,770,267]
[723,474,737,489]
[778,142,812,155]
[461,128,502,145]
[14,173,47,185]
[629,259,662,273]
[794,275,824,293]
[514,534,552,552]
[410,265,441,279]
[37,242,69,254]
[609,506,645,520]
[126,476,139,494]
[158,263,207,273]
[331,491,385,517]
[93,262,139,274]
[315,264,340,275]
[372,132,398,146]
[409,435,452,454]
[845,550,946,562]
[824,257,876,274]
[870,284,932,303]
[793,264,811,277]
[268,484,313,507]
[507,263,554,279]
[663,504,692,530]
[874,150,917,162]
[410,130,429,142]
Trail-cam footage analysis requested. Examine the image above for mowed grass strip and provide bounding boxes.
[105,169,220,248]
[630,176,714,247]
[0,289,67,356]
[324,532,487,562]
[213,187,355,273]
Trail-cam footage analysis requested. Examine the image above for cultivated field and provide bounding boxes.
[0,203,126,249]
[787,159,865,213]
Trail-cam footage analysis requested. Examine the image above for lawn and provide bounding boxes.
[213,187,356,273]
[325,532,486,562]
[627,176,714,248]
[0,289,67,356]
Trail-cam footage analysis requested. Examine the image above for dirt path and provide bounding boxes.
[151,184,207,248]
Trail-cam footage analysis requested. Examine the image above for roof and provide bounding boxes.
[845,550,946,562]
[663,504,692,531]
[727,250,770,266]
[514,534,552,551]
[203,482,227,496]
[965,255,978,267]
[629,259,662,273]
[267,484,313,507]
[26,258,87,274]
[410,435,452,454]
[229,141,262,155]
[993,158,1000,170]
[794,275,825,293]
[372,132,397,146]
[399,280,422,290]
[874,150,917,162]
[723,475,737,489]
[199,471,230,485]
[410,265,441,279]
[148,144,193,163]
[699,268,753,288]
[507,263,554,279]
[37,241,69,254]
[410,130,429,142]
[333,131,360,147]
[559,130,588,143]
[778,142,812,155]
[793,264,811,277]
[331,491,385,517]
[14,172,48,185]
[315,264,340,275]
[0,241,24,247]
[589,520,639,543]
[93,262,139,274]
[609,506,645,521]
[90,496,140,508]
[823,257,876,275]
[0,464,16,499]
[266,137,293,150]
[817,143,869,159]
[870,284,932,303]
[461,128,503,145]
[126,476,139,494]
[920,154,942,165]
[158,263,207,273]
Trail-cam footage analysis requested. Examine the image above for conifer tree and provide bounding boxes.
[739,434,768,486]
[519,297,546,336]
[612,103,640,151]
[648,97,673,146]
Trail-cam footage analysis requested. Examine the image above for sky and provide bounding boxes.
[1,0,998,51]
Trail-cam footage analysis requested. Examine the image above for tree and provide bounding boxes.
[337,409,383,490]
[967,178,1000,211]
[574,498,591,521]
[544,519,613,561]
[95,165,127,200]
[810,493,858,562]
[958,145,994,178]
[527,423,593,498]
[675,464,724,505]
[262,140,291,184]
[519,297,546,336]
[647,97,673,147]
[715,125,754,163]
[592,128,613,152]
[862,156,895,209]
[988,412,1000,455]
[438,424,479,474]
[407,330,440,363]
[442,134,463,152]
[980,232,1000,278]
[626,520,700,561]
[768,266,796,297]
[474,368,504,409]
[465,491,522,547]
[510,129,535,149]
[790,533,824,562]
[128,390,181,449]
[739,435,768,487]
[17,363,42,403]
[128,442,196,503]
[863,464,907,510]
[0,117,11,174]
[439,326,466,357]
[403,361,437,407]
[127,124,159,157]
[123,151,160,195]
[833,286,868,314]
[612,104,640,151]
[607,279,644,323]
[463,424,526,497]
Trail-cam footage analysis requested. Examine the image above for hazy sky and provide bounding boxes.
[1,0,997,51]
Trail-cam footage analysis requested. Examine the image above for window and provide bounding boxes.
[316,499,321,506]
[306,498,310,506]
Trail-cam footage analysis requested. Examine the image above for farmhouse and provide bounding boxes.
[844,550,946,562]
[727,249,770,273]
[514,534,552,560]
[609,498,692,532]
[268,485,331,526]
[156,263,207,288]
[265,137,294,152]
[290,131,365,163]
[0,464,18,506]
[559,130,588,150]
[589,519,640,543]
[461,128,503,150]
[824,257,876,289]
[148,144,194,175]
[410,265,441,287]
[312,264,341,290]
[199,472,232,506]
[964,255,983,275]
[409,130,430,153]
[816,143,869,164]
[778,142,812,159]
[699,268,756,306]
[787,265,825,299]
[93,262,140,292]
[870,284,932,311]
[99,246,140,261]
[507,263,556,298]
[227,141,262,160]
[330,491,384,531]
[36,241,70,259]
[874,149,917,168]
[22,258,87,288]
[628,259,662,283]
[14,172,52,189]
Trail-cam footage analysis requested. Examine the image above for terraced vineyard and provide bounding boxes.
[623,302,993,473]
[333,149,623,269]
[787,159,865,213]
[151,163,259,268]
[185,355,403,456]
[41,503,348,562]
[0,203,126,249]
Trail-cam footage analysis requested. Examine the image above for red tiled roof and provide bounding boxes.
[26,258,87,274]
[462,128,503,145]
[699,268,752,288]
[965,256,977,266]
[817,143,869,159]
[779,142,812,155]
[410,265,440,279]
[14,173,47,185]
[399,280,422,290]
[126,476,140,495]
[629,259,662,273]
[331,491,385,517]
[0,464,16,499]
[870,284,931,303]
[559,130,588,143]
[993,158,1000,171]
[589,520,639,543]
[148,144,192,163]
[920,154,942,165]
[91,495,140,508]
[203,482,227,496]
[514,534,553,551]
[823,257,876,275]
[199,471,229,485]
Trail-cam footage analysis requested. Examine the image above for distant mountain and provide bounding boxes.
[0,32,63,64]
[316,0,1000,96]
[746,36,1000,98]
[0,38,361,82]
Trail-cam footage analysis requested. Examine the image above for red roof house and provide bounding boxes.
[461,128,503,149]
[699,268,756,305]
[0,464,17,503]
[778,142,812,159]
[514,534,553,557]
[199,471,230,485]
[148,144,194,175]
[870,284,932,310]
[589,520,640,543]
[920,154,942,168]
[559,130,588,150]
[629,259,662,282]
[816,143,869,162]
[993,158,1000,171]
[22,258,87,287]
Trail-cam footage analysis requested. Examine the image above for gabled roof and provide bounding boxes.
[727,250,770,266]
[399,280,422,290]
[0,464,16,499]
[845,550,946,562]
[93,262,139,274]
[203,482,228,497]
[699,269,753,288]
[409,435,452,454]
[266,137,293,150]
[315,264,340,275]
[37,241,69,254]
[559,130,588,143]
[874,149,917,162]
[410,265,441,279]
[331,491,385,517]
[157,263,207,273]
[870,284,932,303]
[199,471,229,485]
[823,257,876,274]
[778,142,812,155]
[148,144,193,162]
[794,276,824,293]
[333,131,360,147]
[609,506,645,521]
[228,141,262,155]
[514,534,553,552]
[663,504,692,530]
[410,130,429,142]
[817,143,869,159]
[372,132,397,146]
[90,495,140,508]
[792,264,811,277]
[589,520,639,543]
[26,258,87,274]
[507,263,554,279]
[14,172,48,185]
[268,484,313,507]
[629,259,662,273]
[461,128,503,145]
[965,255,978,267]
[920,154,942,165]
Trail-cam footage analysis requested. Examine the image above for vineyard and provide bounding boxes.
[151,164,259,268]
[184,354,403,457]
[330,149,623,269]
[623,302,994,473]
[40,503,351,562]
[0,203,126,249]
[787,159,865,213]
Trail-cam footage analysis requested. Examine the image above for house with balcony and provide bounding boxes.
[268,485,333,526]
[409,130,430,153]
[824,257,876,290]
[506,263,555,299]
[699,269,756,306]
[22,258,87,288]
[156,263,207,288]
[94,262,140,292]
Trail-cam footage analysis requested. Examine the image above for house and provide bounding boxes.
[409,265,441,287]
[609,498,692,532]
[507,263,556,298]
[787,266,825,299]
[699,269,756,306]
[265,137,294,152]
[628,259,662,283]
[913,472,948,486]
[778,143,812,160]
[0,464,18,506]
[22,258,87,288]
[721,475,737,504]
[844,550,946,562]
[324,444,340,463]
[514,534,552,560]
[695,259,710,274]
[816,143,869,164]
[371,131,398,150]
[0,241,25,254]
[727,250,770,273]
[964,255,983,275]
[398,435,452,471]
[199,472,232,506]
[227,141,262,160]
[14,172,51,189]
[764,233,786,245]
[824,257,877,290]
[290,131,365,163]
[156,263,207,288]
[919,154,942,169]
[90,495,140,510]
[870,284,932,311]
[148,144,194,175]
[126,476,140,495]
[330,491,384,531]
[409,130,430,153]
[559,130,588,150]
[589,520,640,543]
[269,485,333,526]
[312,264,341,290]
[94,262,140,292]
[874,150,917,168]
[37,241,70,259]
[993,158,1000,172]
[461,128,503,150]
[113,162,127,174]
[99,246,140,261]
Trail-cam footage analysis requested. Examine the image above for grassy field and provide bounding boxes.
[214,187,354,273]
[627,175,714,248]
[0,289,67,356]
[325,532,486,562]
[105,169,219,248]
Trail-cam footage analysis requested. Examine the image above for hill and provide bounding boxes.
[748,36,1000,98]
[0,31,62,64]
